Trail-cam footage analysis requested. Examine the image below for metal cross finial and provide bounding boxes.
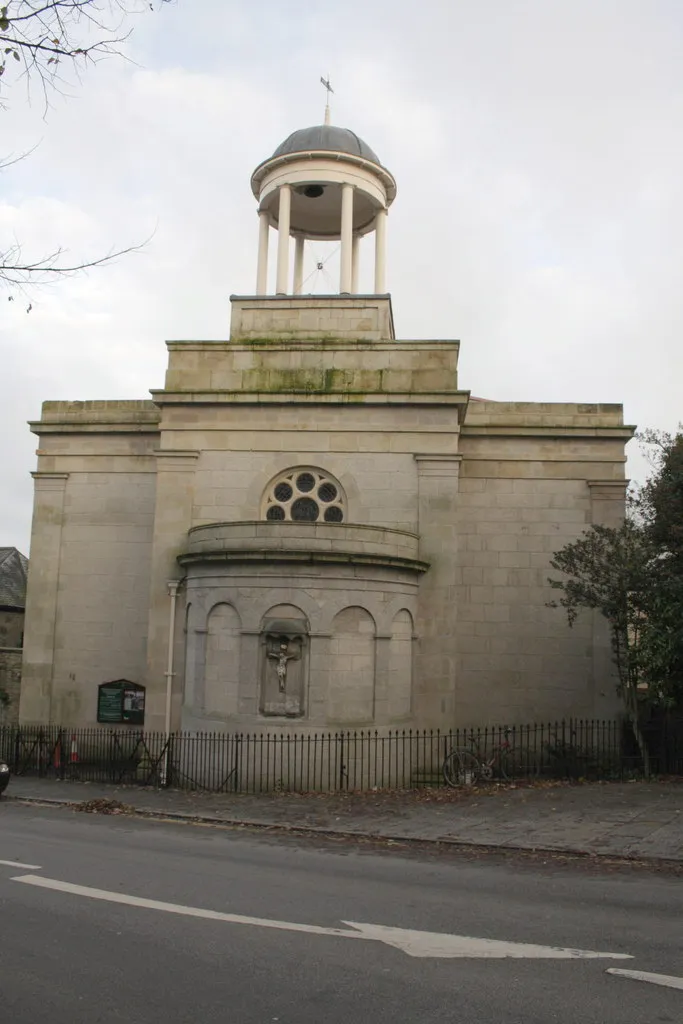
[320,75,334,125]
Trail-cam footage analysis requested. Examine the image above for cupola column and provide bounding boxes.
[276,184,292,295]
[256,209,270,295]
[293,235,305,294]
[351,233,360,294]
[374,207,387,294]
[340,183,354,294]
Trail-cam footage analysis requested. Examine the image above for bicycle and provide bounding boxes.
[442,729,514,787]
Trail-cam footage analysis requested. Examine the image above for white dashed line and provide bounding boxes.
[606,968,683,991]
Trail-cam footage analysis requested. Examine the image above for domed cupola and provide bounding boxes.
[271,124,382,165]
[250,91,396,297]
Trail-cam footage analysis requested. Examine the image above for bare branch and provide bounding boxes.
[1,227,156,290]
[1,1,171,293]
[1,2,174,113]
[0,140,42,168]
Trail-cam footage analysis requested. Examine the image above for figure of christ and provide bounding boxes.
[268,641,296,692]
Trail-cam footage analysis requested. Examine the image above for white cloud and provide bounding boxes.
[2,0,682,552]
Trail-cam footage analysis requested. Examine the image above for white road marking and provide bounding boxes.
[343,921,631,960]
[12,874,633,961]
[606,968,683,991]
[0,859,42,870]
[13,875,356,939]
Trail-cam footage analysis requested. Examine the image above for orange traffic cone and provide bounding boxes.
[69,734,79,763]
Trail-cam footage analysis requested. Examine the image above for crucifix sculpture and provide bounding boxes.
[268,640,297,692]
[260,625,306,718]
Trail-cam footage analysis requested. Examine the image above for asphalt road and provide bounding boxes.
[1,801,681,1024]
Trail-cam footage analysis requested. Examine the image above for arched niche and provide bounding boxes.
[204,602,241,717]
[328,606,376,724]
[259,604,309,718]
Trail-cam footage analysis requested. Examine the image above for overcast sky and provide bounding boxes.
[2,0,682,553]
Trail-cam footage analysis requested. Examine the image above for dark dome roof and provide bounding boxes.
[272,125,381,165]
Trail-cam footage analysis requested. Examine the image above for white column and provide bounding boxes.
[340,183,354,294]
[276,184,292,295]
[293,235,305,294]
[374,207,387,294]
[351,233,360,294]
[256,210,270,295]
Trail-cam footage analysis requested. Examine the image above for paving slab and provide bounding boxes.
[3,775,682,862]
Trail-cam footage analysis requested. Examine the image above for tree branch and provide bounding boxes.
[1,1,170,294]
[1,230,155,290]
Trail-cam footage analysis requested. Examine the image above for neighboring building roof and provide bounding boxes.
[0,547,28,609]
[271,125,381,165]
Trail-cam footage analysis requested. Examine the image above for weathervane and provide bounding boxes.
[320,75,334,125]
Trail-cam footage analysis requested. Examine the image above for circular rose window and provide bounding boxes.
[264,469,345,523]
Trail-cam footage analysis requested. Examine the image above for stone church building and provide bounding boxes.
[20,117,633,735]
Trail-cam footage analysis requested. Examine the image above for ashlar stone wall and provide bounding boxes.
[20,401,160,723]
[229,295,395,342]
[454,402,632,726]
[180,560,420,734]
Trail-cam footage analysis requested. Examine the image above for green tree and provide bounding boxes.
[637,429,683,559]
[549,428,683,770]
[548,520,654,769]
[634,429,683,706]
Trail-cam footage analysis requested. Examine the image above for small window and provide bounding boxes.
[318,482,337,503]
[296,472,315,493]
[291,497,319,521]
[274,482,293,502]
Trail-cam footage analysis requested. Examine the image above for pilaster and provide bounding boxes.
[19,473,69,722]
[237,632,261,717]
[588,479,629,527]
[373,634,392,723]
[414,454,462,728]
[144,450,199,730]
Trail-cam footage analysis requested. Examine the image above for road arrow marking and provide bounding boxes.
[12,874,357,940]
[12,874,633,961]
[0,859,42,870]
[343,921,631,959]
[606,968,683,991]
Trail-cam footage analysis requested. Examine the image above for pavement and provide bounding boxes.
[5,774,683,862]
[2,799,683,1023]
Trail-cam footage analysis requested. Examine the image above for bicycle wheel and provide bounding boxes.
[442,749,481,787]
[494,751,511,781]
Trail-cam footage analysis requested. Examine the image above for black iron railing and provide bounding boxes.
[0,717,670,793]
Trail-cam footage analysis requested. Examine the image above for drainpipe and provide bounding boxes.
[161,579,182,786]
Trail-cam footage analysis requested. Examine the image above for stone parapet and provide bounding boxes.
[31,400,160,434]
[180,521,427,574]
[464,401,632,430]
